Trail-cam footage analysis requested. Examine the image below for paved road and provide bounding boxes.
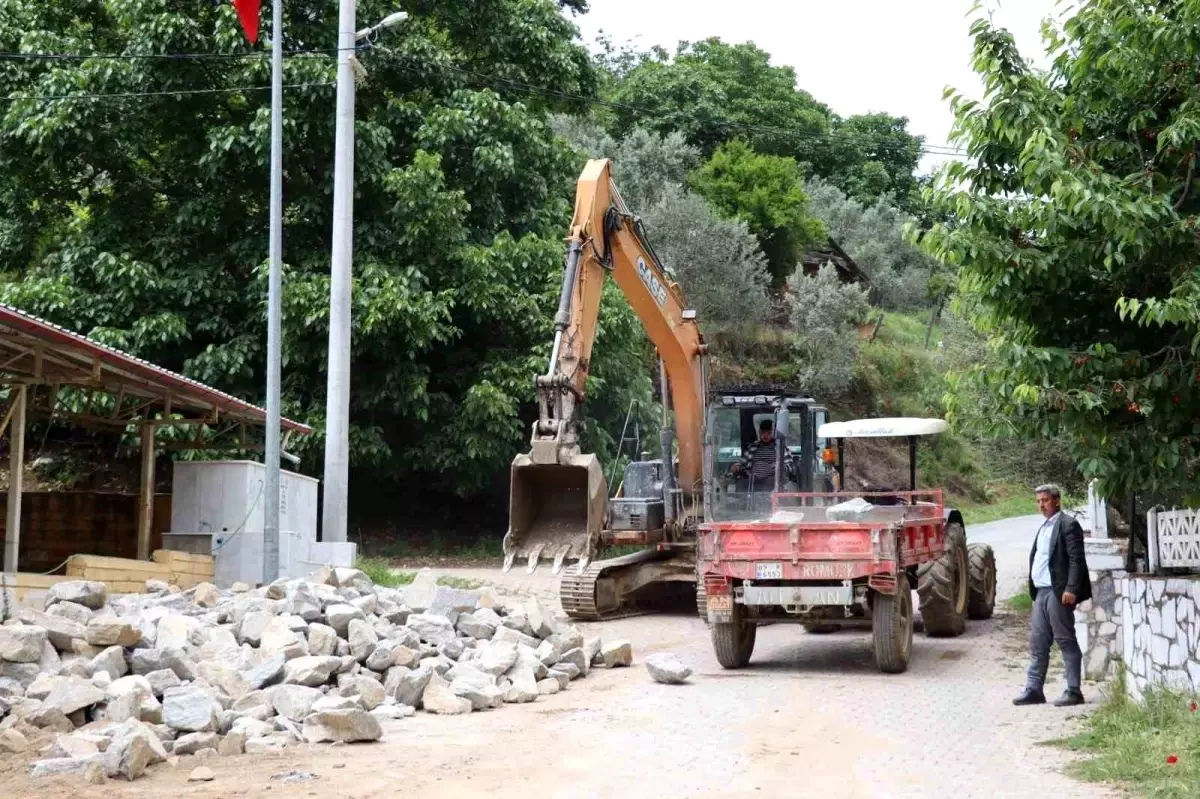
[966,513,1043,601]
[9,515,1117,799]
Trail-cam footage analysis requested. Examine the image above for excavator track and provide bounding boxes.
[560,562,653,621]
[558,548,698,621]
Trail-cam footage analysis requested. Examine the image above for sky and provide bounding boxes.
[569,0,1065,174]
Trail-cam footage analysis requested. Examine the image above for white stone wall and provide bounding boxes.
[1075,569,1124,681]
[1118,575,1200,701]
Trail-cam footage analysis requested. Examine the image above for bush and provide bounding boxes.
[787,263,871,395]
[641,186,772,348]
[806,177,935,310]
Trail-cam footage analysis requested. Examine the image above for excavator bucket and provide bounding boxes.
[503,450,607,575]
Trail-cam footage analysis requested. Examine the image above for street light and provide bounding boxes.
[322,7,407,546]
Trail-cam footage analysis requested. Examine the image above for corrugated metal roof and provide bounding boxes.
[0,302,312,434]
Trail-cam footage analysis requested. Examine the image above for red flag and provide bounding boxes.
[231,0,262,45]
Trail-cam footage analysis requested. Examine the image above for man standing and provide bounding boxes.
[1013,484,1092,707]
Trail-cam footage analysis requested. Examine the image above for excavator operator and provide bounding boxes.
[730,419,796,490]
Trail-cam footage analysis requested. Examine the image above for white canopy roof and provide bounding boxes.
[817,417,948,439]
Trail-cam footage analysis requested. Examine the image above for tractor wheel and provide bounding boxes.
[872,585,913,674]
[696,578,709,624]
[803,623,842,634]
[967,542,997,620]
[916,521,968,637]
[711,603,756,668]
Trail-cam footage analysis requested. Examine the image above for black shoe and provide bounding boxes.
[1054,689,1084,707]
[1013,688,1046,705]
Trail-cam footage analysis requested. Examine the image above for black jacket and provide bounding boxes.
[1028,512,1092,603]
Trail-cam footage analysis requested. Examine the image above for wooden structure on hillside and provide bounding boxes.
[0,302,312,574]
[800,237,871,286]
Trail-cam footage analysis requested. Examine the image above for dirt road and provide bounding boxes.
[2,517,1122,798]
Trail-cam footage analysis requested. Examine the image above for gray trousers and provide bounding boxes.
[1025,587,1082,692]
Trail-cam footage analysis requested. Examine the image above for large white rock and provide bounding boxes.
[0,626,47,663]
[422,673,472,715]
[86,618,141,648]
[645,653,693,684]
[156,616,199,652]
[42,677,106,715]
[324,604,365,637]
[258,617,300,655]
[102,719,167,781]
[477,641,519,676]
[455,612,497,640]
[282,655,342,687]
[306,623,338,657]
[405,614,458,646]
[348,619,379,663]
[601,641,633,667]
[272,684,324,721]
[502,668,539,703]
[339,676,385,711]
[301,709,382,743]
[46,581,108,611]
[243,654,286,691]
[19,610,85,651]
[286,581,323,621]
[162,685,219,732]
[89,646,128,679]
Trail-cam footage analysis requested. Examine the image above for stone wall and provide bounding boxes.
[1119,575,1200,701]
[1075,569,1124,681]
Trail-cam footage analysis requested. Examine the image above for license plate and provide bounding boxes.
[755,562,783,580]
[741,585,855,606]
[707,595,732,611]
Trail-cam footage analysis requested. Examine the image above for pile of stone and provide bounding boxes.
[0,567,633,782]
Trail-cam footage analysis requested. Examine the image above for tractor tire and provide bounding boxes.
[803,623,842,634]
[711,603,756,669]
[967,542,997,620]
[872,585,913,674]
[917,521,968,637]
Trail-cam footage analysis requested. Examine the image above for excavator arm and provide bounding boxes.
[503,159,707,574]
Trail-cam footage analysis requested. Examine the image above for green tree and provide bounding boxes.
[0,0,645,501]
[690,139,826,287]
[913,2,1200,502]
[825,113,923,210]
[600,38,924,205]
[606,38,831,162]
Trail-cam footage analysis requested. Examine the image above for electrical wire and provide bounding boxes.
[0,46,969,156]
[1,80,333,103]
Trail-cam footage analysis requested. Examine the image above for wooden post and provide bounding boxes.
[3,385,26,573]
[137,422,155,561]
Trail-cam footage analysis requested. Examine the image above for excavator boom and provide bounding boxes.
[503,159,706,576]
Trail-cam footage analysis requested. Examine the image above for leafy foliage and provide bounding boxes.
[806,177,934,310]
[0,0,649,499]
[552,118,773,349]
[913,3,1200,502]
[601,38,923,206]
[786,263,870,394]
[690,140,826,287]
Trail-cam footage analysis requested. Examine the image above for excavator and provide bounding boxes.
[502,158,835,620]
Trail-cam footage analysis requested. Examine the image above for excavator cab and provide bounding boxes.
[706,388,831,523]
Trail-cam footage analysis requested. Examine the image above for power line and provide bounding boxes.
[385,57,970,158]
[1,81,333,103]
[0,46,969,156]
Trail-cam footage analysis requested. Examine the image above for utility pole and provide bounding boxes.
[322,0,357,544]
[263,0,285,583]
